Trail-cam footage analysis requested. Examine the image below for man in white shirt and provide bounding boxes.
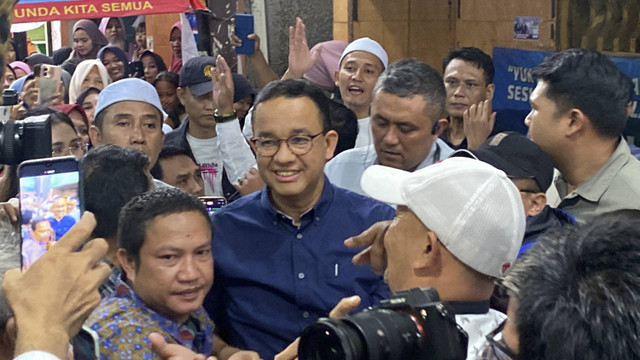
[164,56,240,200]
[359,157,525,359]
[334,37,388,149]
[325,58,453,196]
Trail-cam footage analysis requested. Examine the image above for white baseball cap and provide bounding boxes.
[360,157,525,277]
[339,37,389,69]
[95,78,164,119]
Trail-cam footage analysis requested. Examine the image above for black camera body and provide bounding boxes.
[298,287,468,360]
[0,114,52,165]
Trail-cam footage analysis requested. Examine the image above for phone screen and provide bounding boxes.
[19,157,80,269]
[200,196,227,216]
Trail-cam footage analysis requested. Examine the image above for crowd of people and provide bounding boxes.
[0,10,639,360]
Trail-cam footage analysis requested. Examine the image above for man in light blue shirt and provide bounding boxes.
[325,58,453,196]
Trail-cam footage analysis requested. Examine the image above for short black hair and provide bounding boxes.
[81,145,151,239]
[531,48,632,138]
[150,146,197,180]
[329,100,357,155]
[118,187,211,267]
[443,47,494,85]
[155,71,179,87]
[136,22,146,33]
[374,58,446,121]
[251,79,331,131]
[75,86,101,107]
[30,218,49,231]
[141,51,167,73]
[502,209,640,360]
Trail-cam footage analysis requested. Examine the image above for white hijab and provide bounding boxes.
[69,60,111,104]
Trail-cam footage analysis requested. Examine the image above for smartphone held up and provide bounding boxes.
[18,156,82,270]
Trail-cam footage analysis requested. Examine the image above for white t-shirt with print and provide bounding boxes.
[186,134,224,196]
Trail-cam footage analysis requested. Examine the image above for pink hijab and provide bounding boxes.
[303,40,349,91]
[168,21,182,74]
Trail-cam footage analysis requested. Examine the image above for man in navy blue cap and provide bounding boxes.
[451,131,575,256]
[165,56,240,201]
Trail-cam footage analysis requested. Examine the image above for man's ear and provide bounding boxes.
[88,125,102,146]
[117,248,136,283]
[176,87,187,107]
[566,108,587,137]
[524,192,547,217]
[486,83,495,101]
[324,129,339,160]
[412,231,441,275]
[432,118,448,137]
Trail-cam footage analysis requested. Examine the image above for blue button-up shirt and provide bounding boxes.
[205,178,394,359]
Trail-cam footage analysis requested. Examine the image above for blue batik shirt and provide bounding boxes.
[86,276,214,359]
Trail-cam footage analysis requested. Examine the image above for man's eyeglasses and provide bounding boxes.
[52,142,88,157]
[485,320,519,360]
[250,132,324,157]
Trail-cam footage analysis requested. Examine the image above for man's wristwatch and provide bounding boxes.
[214,109,237,123]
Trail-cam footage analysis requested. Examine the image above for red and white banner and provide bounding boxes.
[13,0,206,24]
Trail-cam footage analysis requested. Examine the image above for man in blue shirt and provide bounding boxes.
[205,64,394,359]
[47,197,76,240]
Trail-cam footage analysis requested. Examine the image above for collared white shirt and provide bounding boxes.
[325,138,454,196]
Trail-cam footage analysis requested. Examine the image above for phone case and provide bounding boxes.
[235,14,255,55]
[38,65,61,106]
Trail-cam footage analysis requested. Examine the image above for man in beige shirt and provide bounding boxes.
[525,48,640,223]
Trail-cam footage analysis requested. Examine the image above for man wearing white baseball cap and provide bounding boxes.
[360,157,526,359]
[89,77,165,170]
[335,37,388,148]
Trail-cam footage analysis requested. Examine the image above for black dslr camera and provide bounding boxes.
[0,89,52,165]
[298,287,468,360]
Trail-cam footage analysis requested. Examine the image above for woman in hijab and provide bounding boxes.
[70,20,108,60]
[99,17,135,60]
[140,50,167,84]
[68,60,110,103]
[168,21,182,74]
[97,45,129,82]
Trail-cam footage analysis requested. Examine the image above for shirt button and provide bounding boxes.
[296,233,303,239]
[315,217,320,222]
[298,272,305,279]
[303,311,310,318]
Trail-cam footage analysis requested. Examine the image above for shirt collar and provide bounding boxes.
[373,140,442,169]
[259,175,335,223]
[557,138,631,202]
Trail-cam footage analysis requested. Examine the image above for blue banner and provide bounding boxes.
[492,47,640,136]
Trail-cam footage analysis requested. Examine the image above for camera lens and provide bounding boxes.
[299,309,423,360]
[299,319,365,360]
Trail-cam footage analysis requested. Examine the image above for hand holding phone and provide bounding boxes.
[19,156,82,270]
